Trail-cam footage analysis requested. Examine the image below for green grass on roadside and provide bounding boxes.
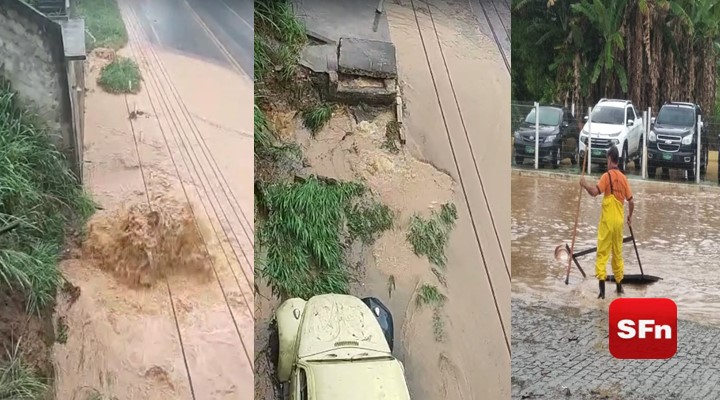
[346,201,394,243]
[75,0,128,51]
[0,80,94,316]
[302,104,333,135]
[416,284,447,342]
[258,177,367,299]
[407,203,458,268]
[98,57,142,94]
[416,283,446,307]
[0,342,48,400]
[254,0,307,83]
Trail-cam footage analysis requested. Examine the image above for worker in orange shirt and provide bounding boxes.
[579,145,635,299]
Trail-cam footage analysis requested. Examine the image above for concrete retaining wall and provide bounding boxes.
[0,0,80,178]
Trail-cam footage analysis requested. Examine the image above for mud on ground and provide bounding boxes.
[0,287,55,380]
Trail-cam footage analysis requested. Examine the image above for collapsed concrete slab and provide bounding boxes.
[338,37,397,79]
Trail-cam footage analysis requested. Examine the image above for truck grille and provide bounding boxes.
[589,138,612,149]
[656,134,681,153]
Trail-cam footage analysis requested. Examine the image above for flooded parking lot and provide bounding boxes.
[512,171,720,326]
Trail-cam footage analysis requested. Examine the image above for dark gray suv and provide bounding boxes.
[513,105,578,168]
[647,102,707,180]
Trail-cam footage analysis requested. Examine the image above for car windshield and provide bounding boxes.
[656,107,695,127]
[524,107,562,126]
[589,106,625,125]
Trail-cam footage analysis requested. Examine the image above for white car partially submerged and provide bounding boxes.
[274,294,411,400]
[578,98,644,170]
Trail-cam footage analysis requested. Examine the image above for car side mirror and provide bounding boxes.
[583,115,589,122]
[651,117,656,125]
[627,119,634,126]
[562,121,569,127]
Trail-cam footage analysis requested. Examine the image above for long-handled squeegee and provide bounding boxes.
[563,149,589,284]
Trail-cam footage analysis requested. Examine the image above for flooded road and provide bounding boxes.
[512,171,720,326]
[131,0,253,76]
[387,0,511,398]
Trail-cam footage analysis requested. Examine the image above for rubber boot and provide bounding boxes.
[598,280,606,299]
[616,282,624,295]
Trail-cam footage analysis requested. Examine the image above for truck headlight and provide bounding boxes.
[545,135,557,143]
[611,139,619,145]
[580,135,588,145]
[649,131,656,142]
[682,135,693,145]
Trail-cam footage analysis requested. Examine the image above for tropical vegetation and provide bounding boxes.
[512,0,720,115]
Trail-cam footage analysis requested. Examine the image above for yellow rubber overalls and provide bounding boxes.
[595,169,624,283]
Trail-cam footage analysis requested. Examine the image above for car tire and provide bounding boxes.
[552,147,561,169]
[620,144,628,172]
[269,319,280,377]
[515,155,524,166]
[648,163,656,179]
[662,167,670,179]
[688,158,697,181]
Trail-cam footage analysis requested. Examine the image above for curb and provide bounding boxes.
[512,167,720,191]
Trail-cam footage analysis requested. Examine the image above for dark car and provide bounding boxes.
[513,105,578,168]
[647,102,708,180]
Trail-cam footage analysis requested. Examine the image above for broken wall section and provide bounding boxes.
[0,0,81,178]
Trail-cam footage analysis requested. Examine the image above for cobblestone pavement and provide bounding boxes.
[512,299,720,399]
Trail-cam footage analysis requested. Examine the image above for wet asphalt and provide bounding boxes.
[129,0,253,77]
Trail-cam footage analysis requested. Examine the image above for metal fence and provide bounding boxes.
[511,101,720,185]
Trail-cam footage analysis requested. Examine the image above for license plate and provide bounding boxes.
[592,150,603,156]
[663,153,672,161]
[525,145,535,154]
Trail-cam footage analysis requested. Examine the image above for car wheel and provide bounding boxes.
[662,167,670,179]
[552,147,561,169]
[647,163,656,179]
[269,319,279,371]
[514,155,524,166]
[688,156,697,181]
[620,145,628,172]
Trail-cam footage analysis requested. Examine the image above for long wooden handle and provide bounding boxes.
[565,149,588,284]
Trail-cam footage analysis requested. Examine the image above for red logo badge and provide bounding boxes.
[609,298,677,359]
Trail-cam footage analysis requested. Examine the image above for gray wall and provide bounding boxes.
[67,59,84,169]
[0,0,80,178]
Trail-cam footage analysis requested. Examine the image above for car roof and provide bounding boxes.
[595,99,630,108]
[307,359,412,400]
[662,103,694,109]
[297,294,390,359]
[663,102,698,112]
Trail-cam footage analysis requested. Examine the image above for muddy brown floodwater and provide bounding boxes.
[512,172,720,326]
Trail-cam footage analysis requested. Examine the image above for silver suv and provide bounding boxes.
[578,99,644,171]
